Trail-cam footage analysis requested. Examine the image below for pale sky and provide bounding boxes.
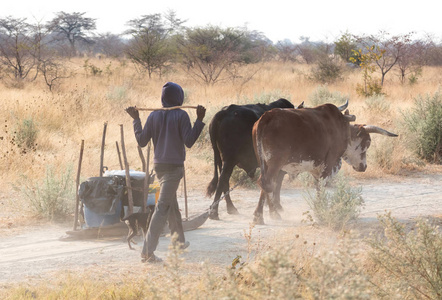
[4,0,441,43]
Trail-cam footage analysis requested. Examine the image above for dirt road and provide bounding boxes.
[0,173,441,288]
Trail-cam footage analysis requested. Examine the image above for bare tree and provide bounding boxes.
[397,39,425,84]
[295,37,318,64]
[356,31,415,85]
[276,39,298,62]
[39,59,71,91]
[47,12,96,57]
[94,33,126,58]
[0,16,36,81]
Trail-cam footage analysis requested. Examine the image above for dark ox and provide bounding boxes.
[206,98,295,220]
[252,101,398,224]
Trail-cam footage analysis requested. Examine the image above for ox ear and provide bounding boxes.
[363,125,398,137]
[343,109,356,122]
[338,99,349,112]
[296,101,304,109]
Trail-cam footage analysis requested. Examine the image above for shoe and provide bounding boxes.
[180,241,190,250]
[142,254,163,263]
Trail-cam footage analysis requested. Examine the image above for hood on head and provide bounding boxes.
[161,82,184,107]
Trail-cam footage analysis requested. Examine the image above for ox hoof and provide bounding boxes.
[270,211,282,220]
[253,215,265,225]
[274,204,284,213]
[227,207,239,215]
[209,212,220,220]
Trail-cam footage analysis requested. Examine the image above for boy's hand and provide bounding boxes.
[125,106,139,120]
[197,105,206,121]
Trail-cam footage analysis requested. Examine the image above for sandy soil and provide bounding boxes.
[0,172,441,290]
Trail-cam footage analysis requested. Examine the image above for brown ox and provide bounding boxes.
[252,101,398,224]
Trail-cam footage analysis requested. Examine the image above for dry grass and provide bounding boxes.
[2,58,442,299]
[1,58,440,212]
[3,214,441,299]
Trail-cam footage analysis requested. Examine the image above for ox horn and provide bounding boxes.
[338,99,349,112]
[296,101,304,109]
[363,125,398,137]
[343,109,356,122]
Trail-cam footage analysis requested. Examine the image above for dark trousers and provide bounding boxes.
[142,164,185,256]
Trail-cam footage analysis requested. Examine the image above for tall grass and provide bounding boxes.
[1,59,439,189]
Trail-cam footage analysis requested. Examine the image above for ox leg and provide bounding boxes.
[209,189,222,220]
[271,171,286,213]
[253,190,268,225]
[209,162,238,220]
[268,188,282,221]
[225,192,239,215]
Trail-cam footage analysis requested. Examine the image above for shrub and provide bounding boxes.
[106,85,128,102]
[308,85,348,107]
[15,118,38,149]
[355,79,384,97]
[83,59,102,76]
[367,213,442,299]
[306,238,374,299]
[303,175,364,230]
[14,165,75,221]
[371,136,398,171]
[310,59,343,84]
[364,94,390,114]
[402,91,442,163]
[239,245,304,299]
[230,166,257,188]
[239,90,292,105]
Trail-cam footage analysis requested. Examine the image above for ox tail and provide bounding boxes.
[206,115,223,197]
[253,122,273,194]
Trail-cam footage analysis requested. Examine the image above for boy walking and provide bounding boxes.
[125,82,206,262]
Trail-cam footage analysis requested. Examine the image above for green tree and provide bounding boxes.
[334,31,358,63]
[177,25,264,85]
[125,13,176,78]
[350,46,384,96]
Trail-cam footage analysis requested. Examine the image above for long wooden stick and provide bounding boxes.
[136,105,198,111]
[115,141,123,169]
[142,142,151,213]
[73,139,84,231]
[183,165,188,220]
[120,124,134,216]
[99,122,108,177]
[137,145,146,173]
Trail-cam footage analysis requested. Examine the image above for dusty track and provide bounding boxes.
[0,173,441,288]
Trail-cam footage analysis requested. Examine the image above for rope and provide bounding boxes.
[209,173,251,210]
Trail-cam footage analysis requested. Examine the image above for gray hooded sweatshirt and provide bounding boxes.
[132,82,205,165]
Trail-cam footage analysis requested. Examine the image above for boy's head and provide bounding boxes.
[161,82,184,107]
